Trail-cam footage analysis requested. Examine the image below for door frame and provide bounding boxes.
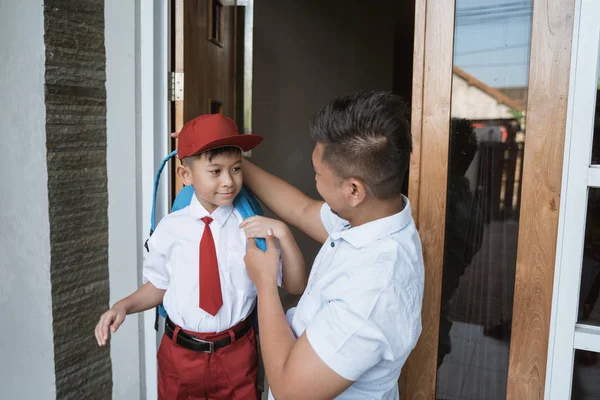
[545,0,600,398]
[401,0,577,398]
[139,1,171,398]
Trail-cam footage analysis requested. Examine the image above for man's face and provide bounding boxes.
[183,151,243,213]
[312,143,347,218]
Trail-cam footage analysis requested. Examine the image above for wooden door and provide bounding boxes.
[172,0,238,194]
[401,0,577,398]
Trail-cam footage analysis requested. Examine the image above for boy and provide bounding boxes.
[94,114,307,399]
[241,91,425,399]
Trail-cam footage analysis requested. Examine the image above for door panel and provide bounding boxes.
[173,0,238,194]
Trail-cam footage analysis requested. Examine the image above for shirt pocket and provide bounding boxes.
[167,242,197,303]
[226,248,256,295]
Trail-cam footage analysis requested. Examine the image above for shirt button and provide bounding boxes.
[330,242,335,248]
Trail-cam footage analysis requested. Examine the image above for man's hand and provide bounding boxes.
[240,216,290,240]
[94,303,127,346]
[171,131,179,138]
[244,230,280,292]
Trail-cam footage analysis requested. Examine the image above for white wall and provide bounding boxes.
[0,0,56,398]
[252,0,399,264]
[105,0,142,398]
[451,75,515,120]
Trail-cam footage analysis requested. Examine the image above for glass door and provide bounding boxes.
[402,0,578,398]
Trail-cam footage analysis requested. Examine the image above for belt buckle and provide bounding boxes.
[189,335,215,353]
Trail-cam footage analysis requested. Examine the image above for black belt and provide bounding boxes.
[165,317,252,353]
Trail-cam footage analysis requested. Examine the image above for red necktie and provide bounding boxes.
[199,216,222,316]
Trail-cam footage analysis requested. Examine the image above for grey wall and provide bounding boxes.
[43,0,112,397]
[105,0,142,398]
[252,0,399,268]
[0,0,56,398]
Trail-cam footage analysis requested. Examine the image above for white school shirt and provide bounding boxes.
[269,196,424,400]
[144,193,265,333]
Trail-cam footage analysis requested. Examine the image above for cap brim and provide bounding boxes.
[181,134,263,158]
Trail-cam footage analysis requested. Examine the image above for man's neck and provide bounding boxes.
[346,196,405,227]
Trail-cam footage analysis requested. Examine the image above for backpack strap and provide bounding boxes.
[151,151,178,235]
[234,187,267,251]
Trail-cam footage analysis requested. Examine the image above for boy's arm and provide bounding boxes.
[95,282,165,346]
[115,282,166,315]
[278,227,308,295]
[242,159,328,243]
[240,217,307,295]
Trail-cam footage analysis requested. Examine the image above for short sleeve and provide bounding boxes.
[320,203,350,235]
[303,265,395,381]
[305,294,389,381]
[143,230,170,290]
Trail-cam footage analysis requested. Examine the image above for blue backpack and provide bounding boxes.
[148,150,266,321]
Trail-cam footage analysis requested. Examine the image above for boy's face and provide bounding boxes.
[178,151,243,213]
[312,143,350,219]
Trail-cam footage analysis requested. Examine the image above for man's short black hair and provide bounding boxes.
[310,91,412,199]
[181,146,241,167]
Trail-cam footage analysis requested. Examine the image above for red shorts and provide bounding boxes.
[157,320,259,400]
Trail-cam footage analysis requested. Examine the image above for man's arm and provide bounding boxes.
[244,235,354,399]
[257,285,353,400]
[242,159,328,243]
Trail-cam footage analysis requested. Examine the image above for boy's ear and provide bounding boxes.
[177,164,194,186]
[343,177,367,207]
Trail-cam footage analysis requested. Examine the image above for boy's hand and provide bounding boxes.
[240,216,290,240]
[94,304,127,346]
[244,230,280,292]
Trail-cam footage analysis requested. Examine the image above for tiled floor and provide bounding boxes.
[436,322,510,400]
[437,321,600,400]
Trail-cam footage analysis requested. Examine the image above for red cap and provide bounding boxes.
[177,114,263,159]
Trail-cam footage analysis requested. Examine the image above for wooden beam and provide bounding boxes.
[401,0,455,398]
[406,0,426,226]
[506,0,576,398]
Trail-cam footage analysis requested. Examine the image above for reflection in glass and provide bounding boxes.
[436,1,532,399]
[577,188,600,327]
[571,350,600,399]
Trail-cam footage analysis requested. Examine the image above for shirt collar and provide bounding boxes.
[331,195,413,248]
[188,192,234,226]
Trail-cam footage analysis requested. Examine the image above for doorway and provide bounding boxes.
[165,1,417,398]
[156,1,584,399]
[169,0,417,296]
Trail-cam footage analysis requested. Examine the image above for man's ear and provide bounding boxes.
[177,164,194,186]
[343,177,367,207]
